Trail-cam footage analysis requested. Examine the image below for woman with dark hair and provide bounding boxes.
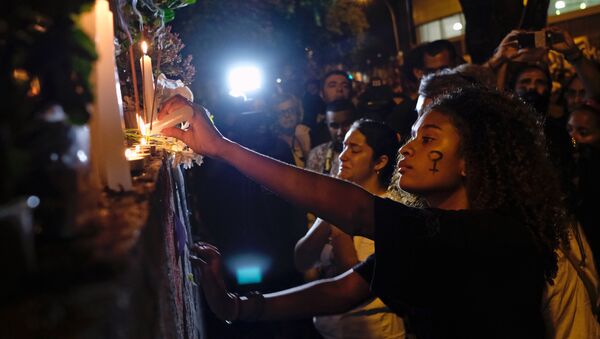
[295,119,405,338]
[158,87,570,338]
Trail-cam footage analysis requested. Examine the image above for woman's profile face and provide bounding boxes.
[398,110,466,198]
[567,108,600,148]
[338,128,379,185]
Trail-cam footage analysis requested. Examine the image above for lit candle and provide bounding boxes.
[79,0,132,191]
[125,148,143,161]
[139,41,155,123]
[125,147,146,174]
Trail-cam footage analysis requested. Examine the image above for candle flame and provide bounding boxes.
[141,41,148,55]
[12,69,29,82]
[27,77,41,97]
[136,113,149,137]
[125,148,137,160]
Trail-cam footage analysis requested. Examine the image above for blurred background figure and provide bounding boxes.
[271,94,312,168]
[309,71,354,147]
[567,103,600,273]
[306,100,358,176]
[302,78,327,132]
[357,76,395,117]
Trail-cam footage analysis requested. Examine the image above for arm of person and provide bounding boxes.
[547,27,600,101]
[192,242,372,322]
[259,269,371,320]
[330,226,360,272]
[483,30,545,90]
[483,30,520,90]
[294,218,333,272]
[160,96,375,238]
[295,123,312,161]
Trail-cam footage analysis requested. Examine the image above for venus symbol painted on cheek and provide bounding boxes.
[428,151,443,173]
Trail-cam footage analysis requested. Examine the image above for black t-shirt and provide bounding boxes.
[353,197,546,339]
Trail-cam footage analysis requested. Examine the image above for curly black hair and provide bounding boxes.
[424,87,570,283]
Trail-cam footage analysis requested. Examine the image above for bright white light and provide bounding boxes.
[76,150,88,163]
[26,196,40,208]
[276,78,282,84]
[228,66,262,98]
[555,0,566,9]
[580,2,587,9]
[452,22,463,31]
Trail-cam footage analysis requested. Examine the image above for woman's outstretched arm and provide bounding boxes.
[192,242,372,321]
[160,96,375,237]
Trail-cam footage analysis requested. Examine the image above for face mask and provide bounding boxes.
[518,89,550,114]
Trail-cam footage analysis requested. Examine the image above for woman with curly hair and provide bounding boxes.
[158,87,570,338]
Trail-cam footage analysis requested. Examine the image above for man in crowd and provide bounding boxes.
[389,39,463,139]
[308,70,354,146]
[306,99,357,176]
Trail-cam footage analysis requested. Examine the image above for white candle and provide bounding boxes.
[139,41,155,123]
[80,0,132,191]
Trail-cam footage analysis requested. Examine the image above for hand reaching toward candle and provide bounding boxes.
[158,95,228,158]
[189,242,238,321]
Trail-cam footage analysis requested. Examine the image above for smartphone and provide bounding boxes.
[517,31,564,49]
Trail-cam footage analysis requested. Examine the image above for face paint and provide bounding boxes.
[428,150,443,173]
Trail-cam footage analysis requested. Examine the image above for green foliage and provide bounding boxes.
[113,0,196,113]
[0,0,97,203]
[326,0,369,36]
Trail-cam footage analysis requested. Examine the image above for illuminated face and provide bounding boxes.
[567,108,600,148]
[326,109,355,150]
[338,128,381,185]
[515,68,549,96]
[398,110,466,199]
[565,77,586,113]
[322,74,351,103]
[276,99,299,130]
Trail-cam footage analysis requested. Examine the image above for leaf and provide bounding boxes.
[163,8,175,23]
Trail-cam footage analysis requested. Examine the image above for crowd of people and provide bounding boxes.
[175,25,599,339]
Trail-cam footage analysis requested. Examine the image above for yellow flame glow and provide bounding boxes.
[27,77,41,97]
[12,69,29,81]
[141,41,148,55]
[136,114,149,136]
[125,148,137,160]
